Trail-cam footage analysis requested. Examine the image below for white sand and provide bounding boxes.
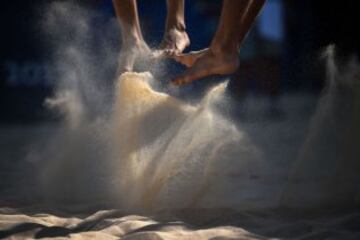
[1,207,360,239]
[1,59,360,239]
[110,72,264,210]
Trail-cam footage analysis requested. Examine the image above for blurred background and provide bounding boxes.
[0,0,359,123]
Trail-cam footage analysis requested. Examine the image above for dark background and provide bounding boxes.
[0,0,359,124]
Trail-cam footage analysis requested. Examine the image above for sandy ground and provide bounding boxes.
[1,206,360,239]
[1,93,359,239]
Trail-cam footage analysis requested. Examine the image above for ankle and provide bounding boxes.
[210,43,239,60]
[122,35,145,49]
[165,19,186,33]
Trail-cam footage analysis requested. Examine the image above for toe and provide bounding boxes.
[172,65,210,86]
[173,54,194,67]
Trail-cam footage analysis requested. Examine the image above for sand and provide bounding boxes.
[1,207,360,239]
[1,53,360,239]
[110,72,263,210]
[1,2,359,238]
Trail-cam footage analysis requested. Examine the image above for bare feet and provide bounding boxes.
[117,40,151,74]
[173,48,208,67]
[172,48,240,85]
[155,28,190,58]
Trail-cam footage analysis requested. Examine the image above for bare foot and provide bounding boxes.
[173,48,208,67]
[172,48,239,85]
[117,41,151,74]
[155,28,190,58]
